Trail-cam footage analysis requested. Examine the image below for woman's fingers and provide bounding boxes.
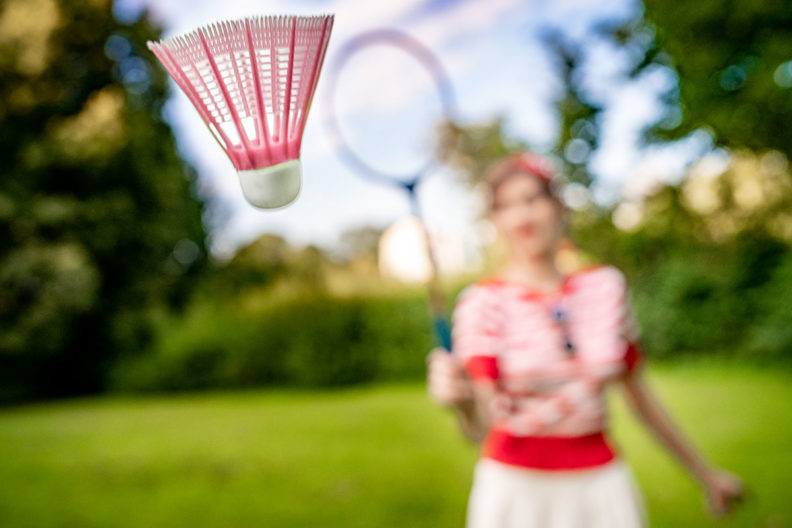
[704,470,744,516]
[429,379,472,404]
[426,349,472,406]
[426,347,453,365]
[427,349,466,377]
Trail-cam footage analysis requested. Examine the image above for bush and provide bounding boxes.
[110,292,436,392]
[631,255,749,359]
[627,235,791,362]
[742,251,792,364]
[110,236,792,394]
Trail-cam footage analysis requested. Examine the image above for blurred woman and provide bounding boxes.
[426,152,743,528]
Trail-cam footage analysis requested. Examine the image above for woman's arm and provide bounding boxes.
[620,371,744,516]
[456,382,498,443]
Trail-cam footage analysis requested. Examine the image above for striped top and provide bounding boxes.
[451,264,643,470]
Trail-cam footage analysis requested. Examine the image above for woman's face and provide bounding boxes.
[489,173,564,258]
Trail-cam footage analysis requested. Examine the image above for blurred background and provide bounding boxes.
[1,0,791,526]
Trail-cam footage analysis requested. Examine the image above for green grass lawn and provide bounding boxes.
[0,363,789,527]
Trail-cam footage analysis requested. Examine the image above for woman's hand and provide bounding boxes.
[426,348,493,443]
[621,374,745,517]
[701,468,744,517]
[426,347,473,409]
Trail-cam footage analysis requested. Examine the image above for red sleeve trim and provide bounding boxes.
[624,341,643,373]
[464,356,499,381]
[474,278,508,288]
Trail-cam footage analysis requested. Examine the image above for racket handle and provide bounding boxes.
[432,317,452,352]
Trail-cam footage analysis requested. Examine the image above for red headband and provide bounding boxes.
[483,152,559,207]
[510,152,555,184]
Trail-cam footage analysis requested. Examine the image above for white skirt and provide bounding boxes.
[466,458,647,528]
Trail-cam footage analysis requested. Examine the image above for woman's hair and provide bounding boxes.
[483,152,561,209]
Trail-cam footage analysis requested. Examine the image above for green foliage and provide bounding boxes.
[436,117,528,187]
[110,291,437,392]
[573,183,792,363]
[110,222,792,392]
[4,0,791,402]
[437,30,601,188]
[742,251,792,361]
[202,234,326,297]
[541,30,602,187]
[630,253,750,359]
[433,23,792,365]
[0,1,207,399]
[337,225,386,263]
[607,1,792,157]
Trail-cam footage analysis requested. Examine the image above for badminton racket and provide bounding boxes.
[323,29,458,351]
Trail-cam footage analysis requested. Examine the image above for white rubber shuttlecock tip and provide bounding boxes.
[237,160,302,210]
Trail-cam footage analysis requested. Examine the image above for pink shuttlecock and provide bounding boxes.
[148,15,334,209]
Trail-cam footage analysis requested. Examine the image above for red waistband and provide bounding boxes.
[481,429,617,470]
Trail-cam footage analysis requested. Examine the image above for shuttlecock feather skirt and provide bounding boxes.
[148,15,333,207]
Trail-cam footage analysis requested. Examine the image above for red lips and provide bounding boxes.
[516,225,536,237]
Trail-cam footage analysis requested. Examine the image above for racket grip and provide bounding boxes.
[432,317,452,352]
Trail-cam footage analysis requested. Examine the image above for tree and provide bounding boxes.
[541,30,603,188]
[436,31,601,192]
[337,226,385,263]
[436,117,527,188]
[0,0,207,400]
[605,0,792,158]
[432,7,792,362]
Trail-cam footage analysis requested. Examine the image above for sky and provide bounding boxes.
[114,0,709,268]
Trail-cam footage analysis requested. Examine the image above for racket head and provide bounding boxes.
[323,28,458,188]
